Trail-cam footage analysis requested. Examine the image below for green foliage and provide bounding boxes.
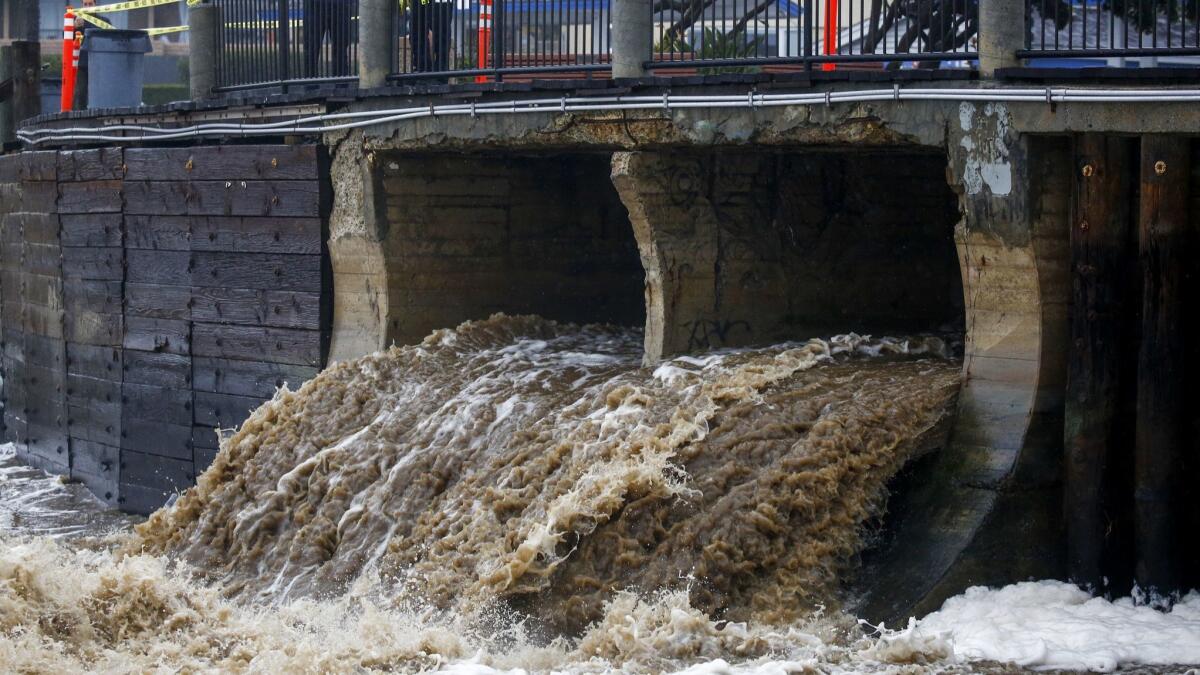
[659,27,765,74]
[142,83,189,105]
[42,53,63,78]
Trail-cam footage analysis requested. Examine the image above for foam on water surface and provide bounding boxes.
[5,315,1191,673]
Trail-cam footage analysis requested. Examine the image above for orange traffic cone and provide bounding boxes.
[61,10,78,111]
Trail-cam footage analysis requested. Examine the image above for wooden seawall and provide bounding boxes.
[0,145,331,513]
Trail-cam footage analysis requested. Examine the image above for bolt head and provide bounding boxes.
[1154,160,1167,175]
[1081,164,1094,177]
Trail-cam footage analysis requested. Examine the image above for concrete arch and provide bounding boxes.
[325,129,1069,622]
[326,145,647,361]
[611,136,1070,621]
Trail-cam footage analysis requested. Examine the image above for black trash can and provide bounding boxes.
[85,29,152,108]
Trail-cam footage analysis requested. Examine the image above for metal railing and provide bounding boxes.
[197,0,1200,95]
[650,0,978,71]
[1021,0,1200,58]
[388,0,612,81]
[214,0,360,92]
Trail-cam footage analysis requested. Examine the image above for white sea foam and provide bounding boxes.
[882,580,1200,672]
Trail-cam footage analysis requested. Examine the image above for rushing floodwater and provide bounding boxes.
[2,315,1198,673]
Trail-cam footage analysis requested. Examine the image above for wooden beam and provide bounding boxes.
[1135,135,1191,596]
[1064,134,1134,590]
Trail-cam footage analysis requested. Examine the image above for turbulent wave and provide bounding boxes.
[3,315,966,672]
[136,315,959,629]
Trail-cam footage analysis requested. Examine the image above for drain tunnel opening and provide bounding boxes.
[612,147,966,361]
[376,151,646,344]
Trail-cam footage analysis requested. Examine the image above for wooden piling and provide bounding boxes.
[1134,135,1191,596]
[1065,134,1133,590]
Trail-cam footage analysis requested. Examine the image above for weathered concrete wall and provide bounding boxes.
[328,150,645,357]
[855,125,1072,620]
[612,148,964,362]
[0,145,331,514]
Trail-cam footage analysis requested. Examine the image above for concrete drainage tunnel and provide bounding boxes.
[325,144,982,624]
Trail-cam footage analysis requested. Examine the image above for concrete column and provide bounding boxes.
[611,0,652,79]
[978,0,1024,76]
[358,0,394,89]
[188,4,220,100]
[11,41,41,128]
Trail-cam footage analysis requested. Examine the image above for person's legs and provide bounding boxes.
[330,0,351,77]
[411,1,430,72]
[302,0,323,77]
[432,3,452,72]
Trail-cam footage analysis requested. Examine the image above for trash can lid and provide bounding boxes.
[82,29,152,54]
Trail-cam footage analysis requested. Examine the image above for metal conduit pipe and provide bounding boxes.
[19,87,1200,145]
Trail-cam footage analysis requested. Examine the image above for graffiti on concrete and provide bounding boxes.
[684,318,751,350]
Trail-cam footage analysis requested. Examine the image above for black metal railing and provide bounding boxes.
[1021,0,1200,58]
[201,0,1200,95]
[214,0,360,92]
[649,0,978,71]
[388,0,611,81]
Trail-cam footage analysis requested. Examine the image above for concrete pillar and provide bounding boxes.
[358,0,394,89]
[11,2,39,42]
[611,0,652,79]
[328,143,391,362]
[611,152,726,363]
[978,0,1024,76]
[189,4,220,100]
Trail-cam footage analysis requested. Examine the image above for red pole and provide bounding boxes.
[61,10,77,111]
[476,0,493,83]
[822,0,837,71]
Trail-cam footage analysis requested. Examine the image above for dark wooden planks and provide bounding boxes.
[190,288,321,329]
[192,323,321,366]
[61,214,123,248]
[191,252,321,291]
[191,216,321,254]
[124,146,319,182]
[193,391,269,428]
[1064,135,1135,589]
[1134,136,1192,594]
[192,356,317,398]
[11,152,66,473]
[58,180,123,214]
[123,181,319,218]
[2,144,330,515]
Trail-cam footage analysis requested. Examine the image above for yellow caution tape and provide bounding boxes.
[75,0,182,15]
[75,12,117,29]
[147,25,188,35]
[74,0,191,35]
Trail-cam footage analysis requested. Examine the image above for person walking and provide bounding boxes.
[303,0,354,78]
[411,0,452,75]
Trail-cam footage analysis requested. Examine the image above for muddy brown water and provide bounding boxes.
[1,315,977,673]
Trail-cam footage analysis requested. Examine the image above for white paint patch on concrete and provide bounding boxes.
[958,101,974,132]
[959,102,1012,196]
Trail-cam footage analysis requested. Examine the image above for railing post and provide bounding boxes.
[493,0,505,78]
[978,0,1024,76]
[278,0,291,87]
[11,41,41,128]
[189,3,220,100]
[612,0,651,78]
[802,0,813,72]
[359,0,393,87]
